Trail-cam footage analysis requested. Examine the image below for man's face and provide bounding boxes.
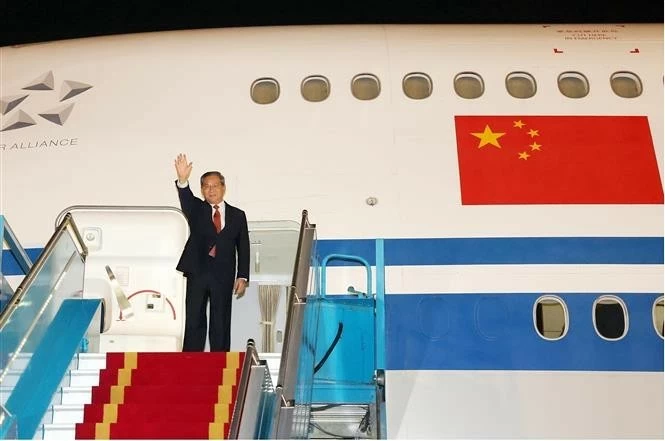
[201,175,225,205]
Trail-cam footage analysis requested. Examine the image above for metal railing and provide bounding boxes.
[229,339,260,438]
[231,209,387,439]
[0,213,86,334]
[270,209,317,439]
[228,339,278,439]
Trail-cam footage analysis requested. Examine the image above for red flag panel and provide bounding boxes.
[455,115,664,204]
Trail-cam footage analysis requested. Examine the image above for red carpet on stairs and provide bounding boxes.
[75,351,245,440]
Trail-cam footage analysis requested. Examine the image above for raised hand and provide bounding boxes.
[174,153,193,183]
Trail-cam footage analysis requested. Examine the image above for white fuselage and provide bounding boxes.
[1,24,663,439]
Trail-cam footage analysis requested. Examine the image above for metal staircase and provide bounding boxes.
[239,210,387,439]
[0,210,387,439]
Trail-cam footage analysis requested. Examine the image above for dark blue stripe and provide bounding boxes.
[317,237,664,266]
[385,237,664,265]
[3,236,663,275]
[386,293,664,371]
[2,248,42,276]
[315,240,377,265]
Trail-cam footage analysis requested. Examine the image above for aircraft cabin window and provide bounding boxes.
[251,78,280,104]
[454,72,484,99]
[403,73,433,99]
[351,74,381,100]
[558,72,590,98]
[301,75,330,102]
[506,72,537,99]
[610,71,643,98]
[654,297,664,338]
[534,296,568,340]
[593,296,629,340]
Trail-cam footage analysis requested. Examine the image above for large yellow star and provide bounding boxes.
[471,125,505,148]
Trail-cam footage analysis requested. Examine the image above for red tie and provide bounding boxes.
[210,205,221,257]
[213,205,222,233]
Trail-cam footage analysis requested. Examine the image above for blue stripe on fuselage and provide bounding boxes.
[317,237,664,265]
[386,292,664,371]
[3,237,663,275]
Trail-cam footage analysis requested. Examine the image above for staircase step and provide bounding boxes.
[4,353,34,371]
[2,369,72,388]
[59,386,93,405]
[75,421,229,439]
[91,384,237,404]
[77,353,108,370]
[82,402,232,424]
[7,352,105,372]
[4,366,99,390]
[67,369,103,387]
[102,351,242,369]
[97,367,240,387]
[11,385,92,407]
[50,404,84,424]
[8,353,79,372]
[41,423,75,440]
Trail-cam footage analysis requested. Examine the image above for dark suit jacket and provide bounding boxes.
[175,182,250,284]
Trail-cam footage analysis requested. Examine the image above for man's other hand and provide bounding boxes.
[234,278,247,299]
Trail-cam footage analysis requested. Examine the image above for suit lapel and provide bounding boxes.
[223,202,232,232]
[207,204,216,234]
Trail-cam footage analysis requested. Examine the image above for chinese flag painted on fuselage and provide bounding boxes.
[455,116,664,204]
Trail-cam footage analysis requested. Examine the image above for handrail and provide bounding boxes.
[290,209,314,300]
[54,204,186,227]
[0,213,87,329]
[270,209,317,439]
[289,210,309,289]
[276,210,315,395]
[228,339,260,439]
[320,254,372,298]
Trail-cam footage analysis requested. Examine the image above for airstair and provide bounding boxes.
[0,210,386,439]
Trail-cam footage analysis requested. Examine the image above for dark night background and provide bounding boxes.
[2,0,663,47]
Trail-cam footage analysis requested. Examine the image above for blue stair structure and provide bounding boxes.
[0,216,33,315]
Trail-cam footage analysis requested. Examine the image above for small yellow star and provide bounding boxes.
[530,142,542,151]
[513,120,526,128]
[527,129,540,138]
[518,151,530,160]
[471,125,506,148]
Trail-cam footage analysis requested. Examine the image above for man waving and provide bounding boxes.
[174,153,249,352]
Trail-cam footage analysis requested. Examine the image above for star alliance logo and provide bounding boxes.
[0,71,92,132]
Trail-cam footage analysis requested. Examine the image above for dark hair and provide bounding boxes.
[200,171,225,186]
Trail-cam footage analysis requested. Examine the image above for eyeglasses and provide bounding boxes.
[202,183,224,190]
